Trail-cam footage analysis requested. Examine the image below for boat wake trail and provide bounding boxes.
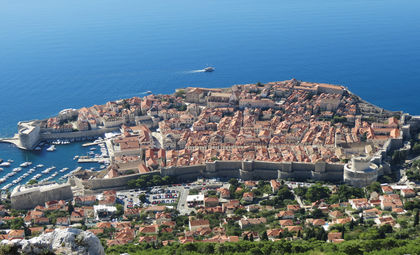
[184,69,206,74]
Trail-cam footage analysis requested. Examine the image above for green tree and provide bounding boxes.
[261,231,268,241]
[10,218,24,230]
[412,143,420,155]
[115,204,124,217]
[305,183,331,202]
[138,193,147,203]
[68,201,74,214]
[414,209,419,227]
[27,179,38,185]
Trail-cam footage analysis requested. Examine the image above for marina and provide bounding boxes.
[0,139,108,192]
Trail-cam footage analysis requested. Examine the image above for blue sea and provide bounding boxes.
[1,0,420,190]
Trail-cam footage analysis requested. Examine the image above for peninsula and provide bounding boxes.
[3,80,420,254]
[6,79,420,196]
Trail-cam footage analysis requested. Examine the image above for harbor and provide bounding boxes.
[0,136,112,192]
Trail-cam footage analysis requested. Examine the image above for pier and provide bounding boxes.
[82,141,104,147]
[78,158,100,163]
[0,135,25,149]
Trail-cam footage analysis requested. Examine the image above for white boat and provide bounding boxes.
[204,67,215,72]
[51,173,58,177]
[7,159,13,163]
[0,162,11,167]
[36,164,44,168]
[2,184,12,190]
[46,145,56,152]
[59,168,69,173]
[20,162,32,167]
[0,168,3,171]
[42,167,55,174]
[13,167,22,172]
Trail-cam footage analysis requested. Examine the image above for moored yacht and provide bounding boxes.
[20,162,32,167]
[0,162,11,167]
[204,67,215,72]
[46,145,56,152]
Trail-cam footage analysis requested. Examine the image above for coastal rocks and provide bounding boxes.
[1,228,104,255]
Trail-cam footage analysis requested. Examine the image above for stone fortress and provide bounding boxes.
[7,80,420,209]
[11,182,73,210]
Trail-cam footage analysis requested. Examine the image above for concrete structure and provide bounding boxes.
[344,156,380,187]
[161,160,345,183]
[17,121,41,149]
[11,182,73,210]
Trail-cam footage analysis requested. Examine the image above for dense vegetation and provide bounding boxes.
[127,174,177,189]
[106,237,420,255]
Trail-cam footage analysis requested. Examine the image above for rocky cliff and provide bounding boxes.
[0,228,105,255]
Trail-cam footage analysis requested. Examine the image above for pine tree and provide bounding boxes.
[414,209,419,227]
[68,201,74,214]
[249,234,254,242]
[349,219,355,230]
[261,231,268,241]
[243,234,249,241]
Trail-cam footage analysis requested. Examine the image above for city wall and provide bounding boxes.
[78,171,159,190]
[161,160,345,183]
[11,183,73,210]
[40,127,119,141]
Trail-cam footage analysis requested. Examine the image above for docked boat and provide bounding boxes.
[36,164,44,168]
[20,162,32,167]
[59,168,69,173]
[46,145,56,152]
[204,67,215,72]
[7,159,14,163]
[0,162,11,167]
[12,167,22,172]
[42,166,55,174]
[2,184,12,191]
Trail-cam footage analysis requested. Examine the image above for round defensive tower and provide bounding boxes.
[344,156,379,187]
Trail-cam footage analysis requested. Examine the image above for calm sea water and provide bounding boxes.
[1,0,420,189]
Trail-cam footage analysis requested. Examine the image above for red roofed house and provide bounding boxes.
[270,180,281,194]
[8,230,25,240]
[204,197,219,207]
[401,188,416,198]
[189,219,210,232]
[242,192,254,202]
[328,232,343,243]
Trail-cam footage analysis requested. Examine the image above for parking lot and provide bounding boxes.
[149,188,179,205]
[115,179,228,213]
